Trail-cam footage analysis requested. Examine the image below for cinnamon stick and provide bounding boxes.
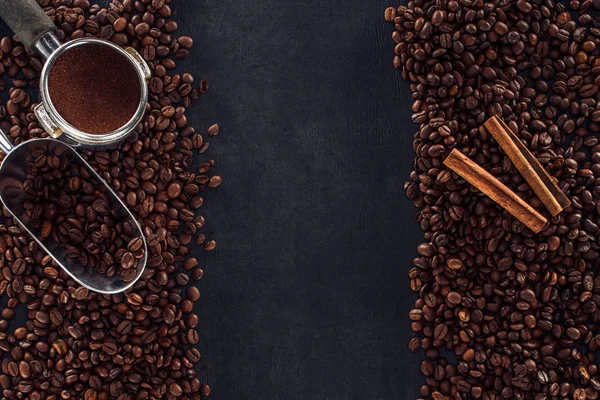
[443,149,548,233]
[484,116,570,216]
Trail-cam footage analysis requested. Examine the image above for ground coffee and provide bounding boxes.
[48,43,141,134]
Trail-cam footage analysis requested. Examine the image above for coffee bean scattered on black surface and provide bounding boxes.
[0,1,219,398]
[387,0,600,399]
[23,148,145,283]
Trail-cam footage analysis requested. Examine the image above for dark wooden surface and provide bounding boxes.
[184,1,423,399]
[0,0,424,398]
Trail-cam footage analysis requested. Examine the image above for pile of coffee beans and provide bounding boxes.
[0,0,217,398]
[23,148,145,283]
[386,0,600,398]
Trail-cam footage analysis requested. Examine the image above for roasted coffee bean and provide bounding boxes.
[386,0,600,397]
[0,1,218,398]
[207,123,219,136]
[23,148,145,282]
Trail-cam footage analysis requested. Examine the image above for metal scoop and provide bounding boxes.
[0,130,147,294]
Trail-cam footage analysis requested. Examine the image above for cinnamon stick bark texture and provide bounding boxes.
[484,116,571,216]
[443,149,548,233]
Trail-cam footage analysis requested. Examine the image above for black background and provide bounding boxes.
[0,0,424,399]
[185,1,422,399]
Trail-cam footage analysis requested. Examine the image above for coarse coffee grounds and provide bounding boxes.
[47,43,141,134]
[0,1,217,399]
[386,0,600,399]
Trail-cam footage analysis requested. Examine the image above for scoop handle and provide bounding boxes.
[0,0,56,51]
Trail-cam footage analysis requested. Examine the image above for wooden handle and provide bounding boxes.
[444,149,548,233]
[484,116,570,216]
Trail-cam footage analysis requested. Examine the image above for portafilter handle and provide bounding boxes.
[0,0,61,58]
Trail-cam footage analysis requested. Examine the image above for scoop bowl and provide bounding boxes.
[0,137,147,294]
